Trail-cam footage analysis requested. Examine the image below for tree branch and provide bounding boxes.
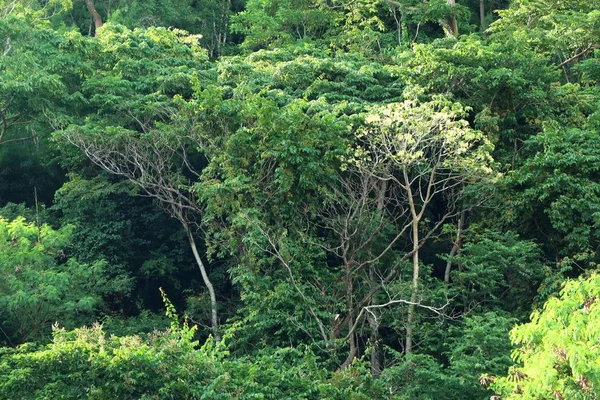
[557,44,600,69]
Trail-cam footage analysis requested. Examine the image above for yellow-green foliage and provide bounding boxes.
[0,217,106,344]
[493,273,600,399]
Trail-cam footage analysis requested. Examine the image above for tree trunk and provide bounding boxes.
[440,0,459,38]
[369,178,386,374]
[340,329,358,369]
[480,0,485,34]
[185,223,220,341]
[84,0,103,36]
[405,217,419,354]
[444,211,465,283]
[340,263,356,369]
[367,309,382,377]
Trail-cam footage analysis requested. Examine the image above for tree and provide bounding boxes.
[51,175,198,316]
[0,217,106,345]
[490,0,600,80]
[65,0,237,56]
[186,49,405,360]
[500,118,600,296]
[56,24,222,338]
[0,0,72,19]
[187,43,494,366]
[400,34,559,167]
[63,123,221,341]
[450,229,545,318]
[221,95,493,367]
[0,11,80,147]
[0,4,84,212]
[441,0,459,38]
[491,273,600,399]
[354,96,493,354]
[230,0,341,51]
[379,311,515,400]
[379,0,470,42]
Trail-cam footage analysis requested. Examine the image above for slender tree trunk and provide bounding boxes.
[479,0,485,34]
[367,309,382,377]
[368,178,386,374]
[367,263,382,376]
[84,0,103,36]
[405,216,419,354]
[185,223,220,341]
[2,36,11,56]
[340,264,357,369]
[404,165,422,355]
[444,211,465,283]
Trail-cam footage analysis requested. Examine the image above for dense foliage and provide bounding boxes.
[0,297,384,399]
[491,273,600,399]
[0,0,598,398]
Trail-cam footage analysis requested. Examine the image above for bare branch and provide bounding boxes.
[63,126,221,338]
[557,43,600,69]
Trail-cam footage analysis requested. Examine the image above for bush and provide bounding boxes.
[0,322,386,399]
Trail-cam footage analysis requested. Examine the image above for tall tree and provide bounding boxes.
[490,0,600,79]
[63,127,220,340]
[355,97,493,353]
[56,24,221,338]
[441,0,459,37]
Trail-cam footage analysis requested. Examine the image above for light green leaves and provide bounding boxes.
[0,217,105,344]
[357,96,495,180]
[493,273,600,399]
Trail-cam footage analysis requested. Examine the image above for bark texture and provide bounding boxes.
[84,0,103,36]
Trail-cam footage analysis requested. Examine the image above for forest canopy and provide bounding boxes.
[0,0,599,398]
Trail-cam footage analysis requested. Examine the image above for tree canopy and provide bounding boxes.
[0,0,598,398]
